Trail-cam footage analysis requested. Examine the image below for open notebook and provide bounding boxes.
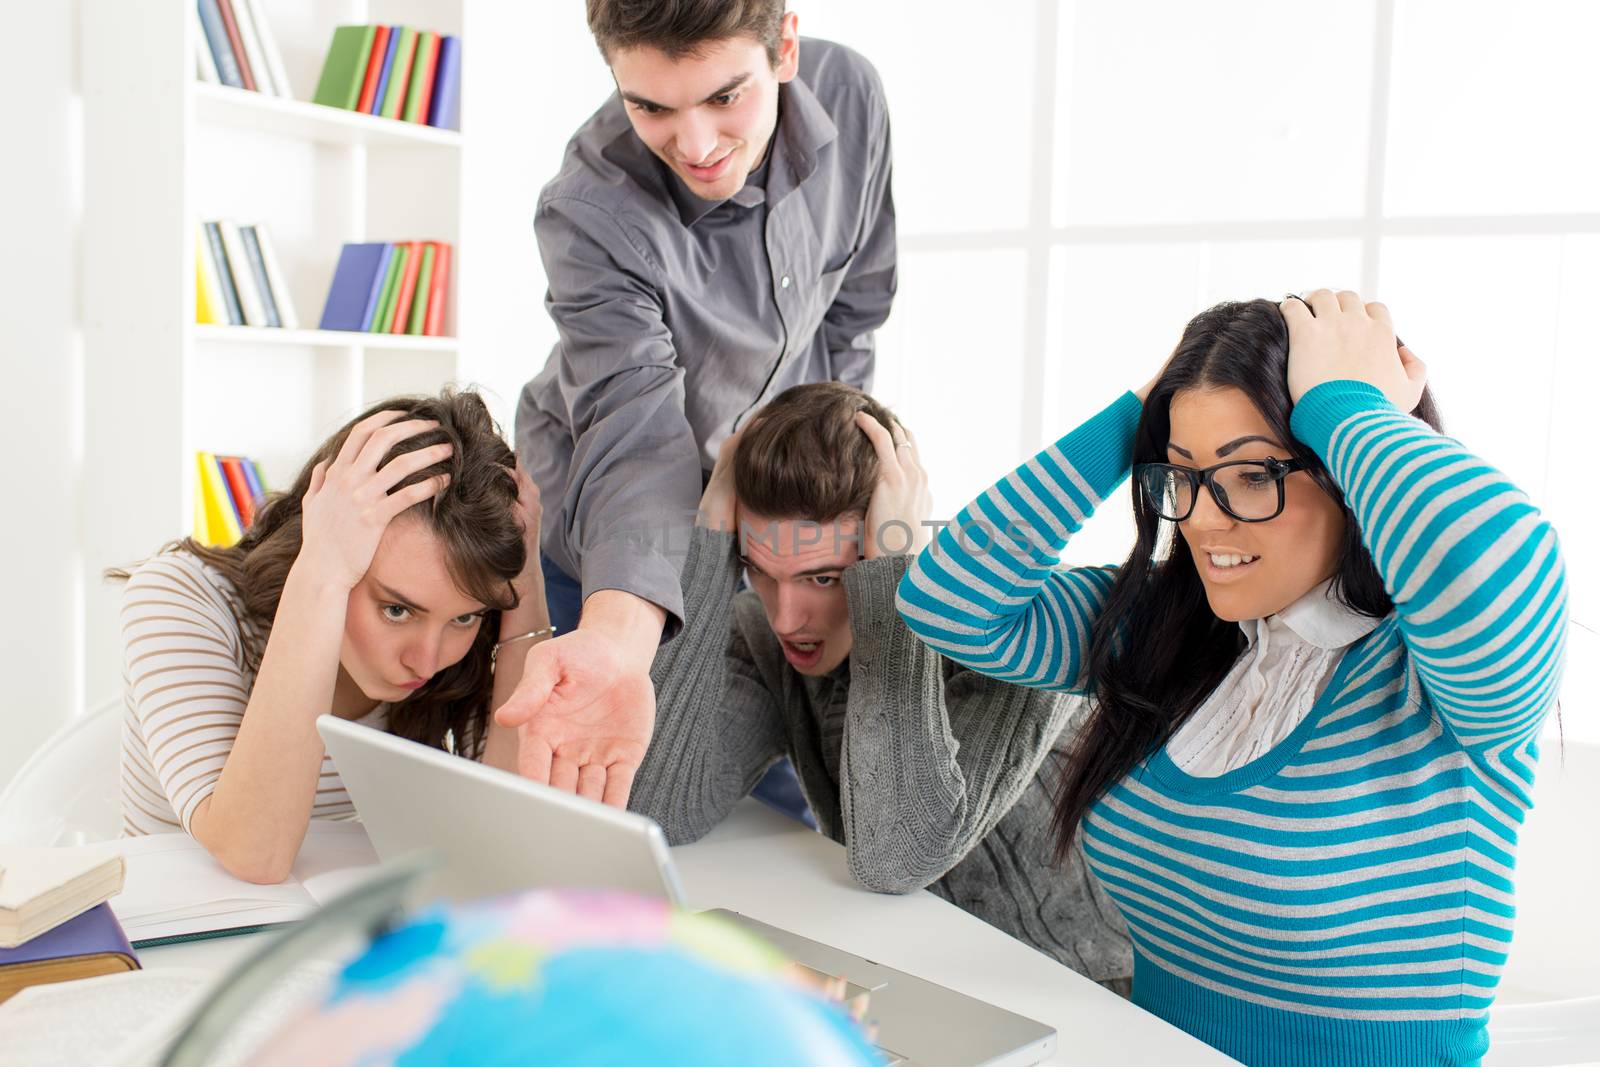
[110,822,378,947]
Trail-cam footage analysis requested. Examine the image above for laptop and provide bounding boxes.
[316,715,1057,1067]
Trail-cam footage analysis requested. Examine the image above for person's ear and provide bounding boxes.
[773,13,800,82]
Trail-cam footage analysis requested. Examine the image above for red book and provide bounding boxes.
[218,456,257,527]
[405,33,442,124]
[355,25,392,114]
[214,0,257,92]
[387,241,425,333]
[423,242,451,336]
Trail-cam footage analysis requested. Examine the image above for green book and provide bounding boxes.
[312,25,377,111]
[407,243,436,335]
[402,32,439,123]
[379,27,420,120]
[368,244,407,334]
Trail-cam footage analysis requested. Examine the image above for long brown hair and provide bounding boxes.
[110,389,526,757]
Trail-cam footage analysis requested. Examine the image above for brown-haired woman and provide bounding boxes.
[115,390,550,883]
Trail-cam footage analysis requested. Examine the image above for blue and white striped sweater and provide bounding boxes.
[896,381,1567,1067]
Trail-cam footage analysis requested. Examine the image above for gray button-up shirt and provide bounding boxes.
[515,39,896,632]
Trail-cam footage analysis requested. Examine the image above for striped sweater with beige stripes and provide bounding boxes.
[117,550,388,837]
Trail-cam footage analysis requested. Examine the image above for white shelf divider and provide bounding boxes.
[191,81,461,150]
[192,323,459,353]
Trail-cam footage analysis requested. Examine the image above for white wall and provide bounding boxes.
[0,0,84,787]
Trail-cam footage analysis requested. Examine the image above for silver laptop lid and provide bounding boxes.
[316,715,685,905]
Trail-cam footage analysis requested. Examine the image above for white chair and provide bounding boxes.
[0,699,123,846]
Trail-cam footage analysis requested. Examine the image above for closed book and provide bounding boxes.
[354,25,391,113]
[236,0,292,98]
[367,27,400,117]
[379,27,419,120]
[406,242,436,335]
[196,0,244,90]
[238,226,281,328]
[427,35,461,130]
[402,32,440,123]
[192,6,220,84]
[358,243,395,330]
[422,241,451,336]
[252,225,299,329]
[195,229,224,325]
[368,243,407,334]
[218,457,257,527]
[0,847,125,950]
[228,0,272,94]
[317,242,389,332]
[240,456,267,504]
[198,453,244,546]
[202,222,244,326]
[312,24,377,111]
[214,0,257,92]
[218,220,266,327]
[0,905,137,1005]
[387,241,424,333]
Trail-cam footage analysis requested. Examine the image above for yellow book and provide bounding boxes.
[196,452,243,547]
[195,229,224,325]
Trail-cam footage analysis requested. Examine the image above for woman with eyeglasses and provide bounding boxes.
[896,290,1567,1067]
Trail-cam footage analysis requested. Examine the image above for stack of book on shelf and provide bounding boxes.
[196,220,299,329]
[193,0,293,97]
[313,24,462,130]
[319,241,453,337]
[0,845,134,1005]
[195,452,268,548]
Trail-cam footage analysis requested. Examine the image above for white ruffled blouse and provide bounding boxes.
[1165,578,1382,777]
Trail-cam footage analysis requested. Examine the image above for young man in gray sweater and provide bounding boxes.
[629,382,1132,990]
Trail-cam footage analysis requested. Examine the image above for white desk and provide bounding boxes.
[143,800,1236,1065]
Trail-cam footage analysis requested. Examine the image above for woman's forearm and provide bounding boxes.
[482,579,554,772]
[189,563,350,883]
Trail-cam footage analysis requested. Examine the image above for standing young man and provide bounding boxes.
[498,2,896,810]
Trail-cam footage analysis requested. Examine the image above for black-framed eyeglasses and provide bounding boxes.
[1135,458,1307,523]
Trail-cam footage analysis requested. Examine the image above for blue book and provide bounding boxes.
[203,222,244,326]
[367,26,400,116]
[239,455,266,505]
[239,226,281,328]
[427,36,461,130]
[319,243,390,331]
[196,0,244,90]
[358,243,396,330]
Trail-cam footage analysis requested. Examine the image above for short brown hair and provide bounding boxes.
[733,382,902,523]
[586,0,787,64]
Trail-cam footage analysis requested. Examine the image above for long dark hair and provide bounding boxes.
[110,389,526,758]
[1052,299,1443,859]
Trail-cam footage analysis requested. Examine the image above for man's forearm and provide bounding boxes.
[579,588,667,672]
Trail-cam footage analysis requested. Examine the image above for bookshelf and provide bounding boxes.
[82,0,469,697]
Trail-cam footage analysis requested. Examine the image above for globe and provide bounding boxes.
[245,888,882,1066]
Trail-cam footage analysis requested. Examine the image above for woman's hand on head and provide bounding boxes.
[509,462,543,602]
[696,425,746,535]
[855,412,933,560]
[295,410,452,591]
[1282,289,1428,410]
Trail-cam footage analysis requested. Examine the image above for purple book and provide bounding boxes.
[319,242,390,331]
[367,26,400,116]
[427,36,460,130]
[0,903,138,969]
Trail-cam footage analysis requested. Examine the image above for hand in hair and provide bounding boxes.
[854,413,933,560]
[295,410,453,591]
[696,425,747,535]
[494,628,655,807]
[1282,289,1428,410]
[509,463,544,603]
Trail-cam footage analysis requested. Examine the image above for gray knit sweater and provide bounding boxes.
[630,528,1132,982]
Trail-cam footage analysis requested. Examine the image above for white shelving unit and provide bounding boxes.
[82,0,468,695]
